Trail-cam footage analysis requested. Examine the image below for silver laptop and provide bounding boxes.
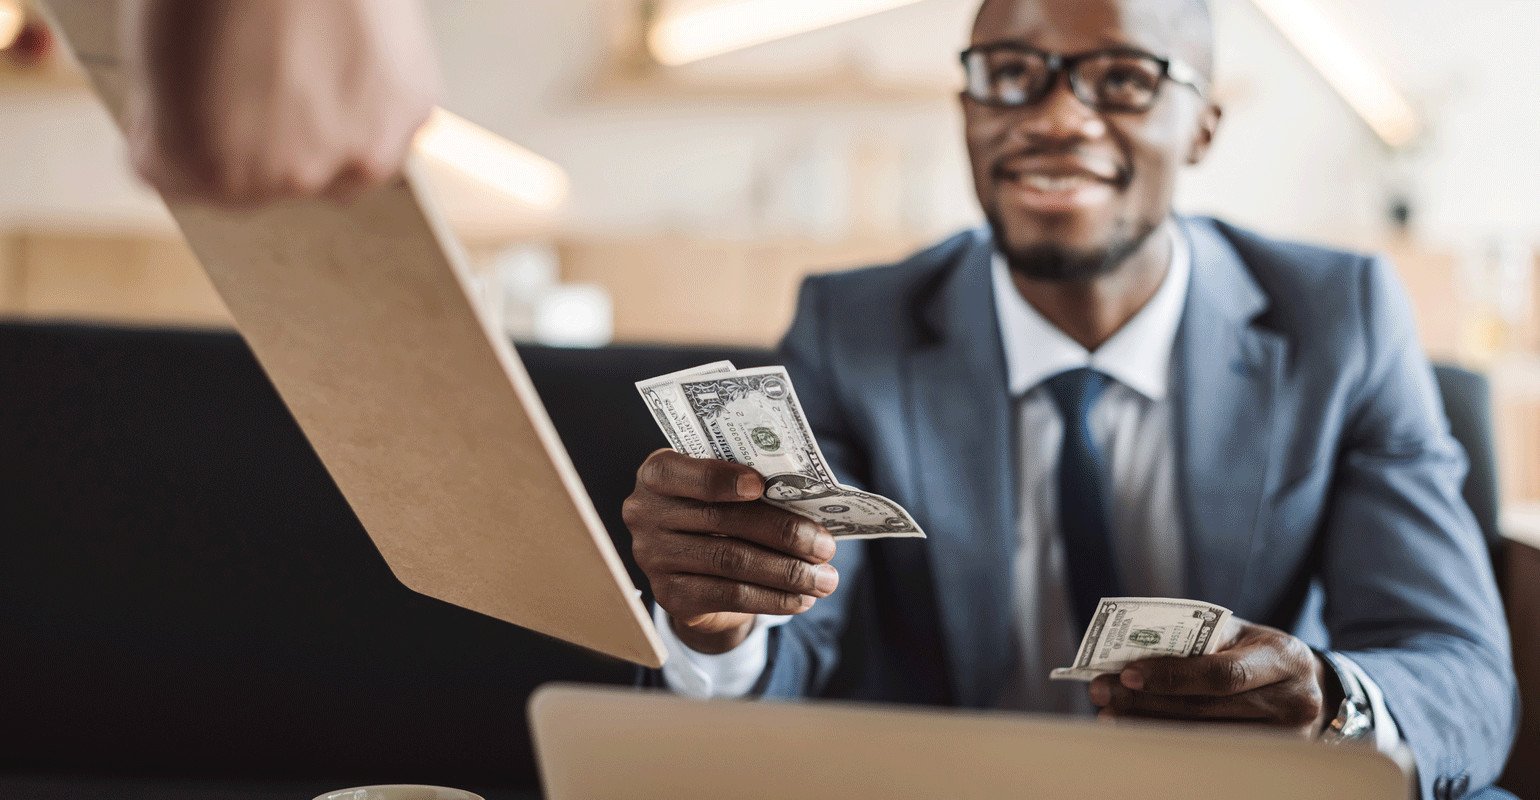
[530,684,1412,800]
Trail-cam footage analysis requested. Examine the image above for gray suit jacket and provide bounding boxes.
[762,217,1517,799]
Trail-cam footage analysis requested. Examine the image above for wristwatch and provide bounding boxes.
[1316,649,1374,745]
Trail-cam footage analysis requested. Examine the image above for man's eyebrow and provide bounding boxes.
[969,24,1045,47]
[967,32,1160,54]
[965,38,1169,58]
[1095,32,1142,49]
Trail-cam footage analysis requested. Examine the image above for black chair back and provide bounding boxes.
[1432,364,1503,566]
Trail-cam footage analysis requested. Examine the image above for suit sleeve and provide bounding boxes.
[753,274,871,699]
[1321,256,1518,799]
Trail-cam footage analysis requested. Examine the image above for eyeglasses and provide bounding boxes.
[960,44,1206,113]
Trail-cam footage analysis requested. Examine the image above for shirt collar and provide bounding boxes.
[990,222,1192,402]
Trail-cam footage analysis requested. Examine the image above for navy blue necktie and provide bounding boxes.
[1044,368,1123,630]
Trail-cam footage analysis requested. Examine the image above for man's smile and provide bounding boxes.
[994,154,1127,215]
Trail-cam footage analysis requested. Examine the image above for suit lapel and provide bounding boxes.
[902,230,1016,707]
[1172,219,1288,614]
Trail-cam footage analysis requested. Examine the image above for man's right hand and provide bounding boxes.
[624,449,839,655]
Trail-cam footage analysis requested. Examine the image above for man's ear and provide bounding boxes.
[1187,103,1223,166]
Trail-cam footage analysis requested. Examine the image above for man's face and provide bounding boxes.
[963,0,1219,281]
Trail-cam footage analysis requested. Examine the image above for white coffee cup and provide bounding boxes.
[313,786,483,800]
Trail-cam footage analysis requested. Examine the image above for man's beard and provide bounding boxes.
[987,215,1160,284]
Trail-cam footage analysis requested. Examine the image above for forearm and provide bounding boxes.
[1337,633,1516,798]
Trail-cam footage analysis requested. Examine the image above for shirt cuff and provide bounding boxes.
[1333,652,1404,754]
[653,604,785,698]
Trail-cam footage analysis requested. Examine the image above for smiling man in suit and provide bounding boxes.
[622,0,1518,797]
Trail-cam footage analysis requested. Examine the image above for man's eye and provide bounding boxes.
[1104,68,1152,89]
[993,64,1028,81]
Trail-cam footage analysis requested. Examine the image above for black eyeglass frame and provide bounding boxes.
[958,43,1208,112]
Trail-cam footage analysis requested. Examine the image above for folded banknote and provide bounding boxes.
[637,362,925,540]
[1051,597,1233,681]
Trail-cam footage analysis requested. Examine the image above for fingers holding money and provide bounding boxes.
[625,448,840,653]
[1091,675,1325,733]
[1119,645,1295,697]
[636,365,925,540]
[638,530,840,600]
[656,572,819,619]
[637,449,763,502]
[651,500,838,563]
[1088,620,1329,735]
[638,532,833,651]
[1090,675,1312,720]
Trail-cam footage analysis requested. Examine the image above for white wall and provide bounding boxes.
[0,90,171,231]
[1177,0,1388,243]
[1185,0,1540,247]
[1348,0,1540,244]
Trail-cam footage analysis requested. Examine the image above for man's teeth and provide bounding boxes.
[1019,174,1093,191]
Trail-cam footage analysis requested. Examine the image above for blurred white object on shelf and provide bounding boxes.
[477,243,613,347]
[534,283,614,347]
[480,243,559,338]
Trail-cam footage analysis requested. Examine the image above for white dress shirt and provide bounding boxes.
[990,226,1189,713]
[655,224,1398,749]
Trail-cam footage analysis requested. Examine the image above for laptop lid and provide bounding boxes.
[529,684,1412,800]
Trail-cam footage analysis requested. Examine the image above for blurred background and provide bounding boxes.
[2,0,1538,528]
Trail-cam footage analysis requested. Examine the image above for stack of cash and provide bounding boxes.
[637,362,925,540]
[1051,597,1233,681]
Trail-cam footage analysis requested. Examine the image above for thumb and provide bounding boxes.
[1212,615,1251,651]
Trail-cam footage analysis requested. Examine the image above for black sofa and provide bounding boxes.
[0,321,1522,798]
[0,322,772,800]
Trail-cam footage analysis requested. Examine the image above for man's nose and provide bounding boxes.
[1013,77,1107,143]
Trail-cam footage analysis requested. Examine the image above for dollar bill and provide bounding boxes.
[634,360,736,457]
[636,364,925,540]
[1050,597,1233,682]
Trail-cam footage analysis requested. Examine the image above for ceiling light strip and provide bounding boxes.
[415,108,570,212]
[649,0,928,66]
[1249,0,1422,148]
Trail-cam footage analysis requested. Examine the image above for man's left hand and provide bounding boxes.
[1088,618,1332,738]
